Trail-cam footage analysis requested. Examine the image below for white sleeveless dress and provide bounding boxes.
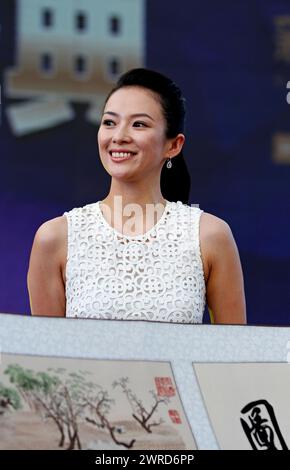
[64,200,206,323]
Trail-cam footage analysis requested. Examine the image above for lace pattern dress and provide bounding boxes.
[64,200,206,323]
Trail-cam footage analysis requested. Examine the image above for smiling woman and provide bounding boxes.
[27,68,247,325]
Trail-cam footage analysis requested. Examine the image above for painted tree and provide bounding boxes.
[83,387,136,449]
[5,364,87,450]
[51,370,91,450]
[5,364,68,446]
[4,364,41,411]
[113,377,169,433]
[0,382,21,415]
[30,370,68,448]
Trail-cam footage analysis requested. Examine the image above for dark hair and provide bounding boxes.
[102,68,191,204]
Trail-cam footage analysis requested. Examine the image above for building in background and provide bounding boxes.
[5,0,145,135]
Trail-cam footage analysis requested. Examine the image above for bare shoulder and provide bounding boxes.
[200,212,232,243]
[34,216,67,253]
[199,212,246,324]
[28,216,68,317]
[30,215,68,286]
[199,212,236,281]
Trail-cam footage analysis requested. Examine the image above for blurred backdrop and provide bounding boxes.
[0,0,290,325]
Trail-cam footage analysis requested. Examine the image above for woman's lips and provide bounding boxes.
[109,152,136,162]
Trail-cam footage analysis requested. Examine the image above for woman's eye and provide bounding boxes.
[102,120,147,127]
[102,119,114,126]
[133,122,147,127]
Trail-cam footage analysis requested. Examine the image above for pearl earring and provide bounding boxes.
[166,158,172,169]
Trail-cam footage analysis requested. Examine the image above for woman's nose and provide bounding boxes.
[112,125,132,143]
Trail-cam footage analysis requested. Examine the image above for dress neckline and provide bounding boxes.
[96,199,171,239]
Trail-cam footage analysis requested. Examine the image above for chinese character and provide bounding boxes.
[240,399,288,450]
[272,132,290,164]
[274,16,290,64]
[168,409,182,424]
[155,377,176,397]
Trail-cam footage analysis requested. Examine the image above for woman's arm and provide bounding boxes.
[27,216,67,317]
[200,213,247,325]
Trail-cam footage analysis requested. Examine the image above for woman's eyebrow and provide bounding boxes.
[103,111,155,121]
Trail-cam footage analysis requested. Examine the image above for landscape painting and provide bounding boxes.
[0,353,196,449]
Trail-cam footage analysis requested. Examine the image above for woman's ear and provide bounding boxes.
[165,134,185,159]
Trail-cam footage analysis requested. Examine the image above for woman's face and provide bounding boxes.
[98,86,171,181]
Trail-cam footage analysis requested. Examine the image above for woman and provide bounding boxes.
[27,68,246,324]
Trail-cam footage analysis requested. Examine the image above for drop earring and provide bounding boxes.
[166,158,172,169]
